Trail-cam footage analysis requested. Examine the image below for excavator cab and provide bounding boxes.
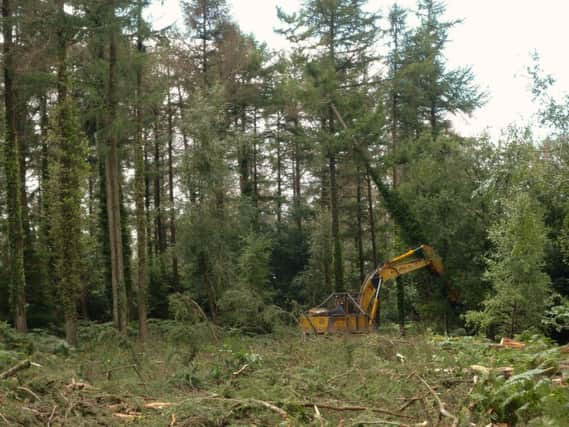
[299,244,443,334]
[300,292,370,334]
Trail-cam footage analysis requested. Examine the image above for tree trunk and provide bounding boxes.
[327,105,343,292]
[366,174,378,267]
[276,114,282,224]
[144,135,154,261]
[238,109,252,198]
[510,303,517,339]
[356,171,365,284]
[3,0,27,332]
[396,278,405,336]
[293,118,302,231]
[57,0,79,345]
[252,107,259,210]
[177,84,189,152]
[201,3,208,87]
[153,111,166,255]
[39,94,52,299]
[166,66,180,290]
[135,0,149,341]
[105,5,128,333]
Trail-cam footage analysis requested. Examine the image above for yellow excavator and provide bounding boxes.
[299,244,443,334]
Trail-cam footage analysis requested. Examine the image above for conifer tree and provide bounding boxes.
[134,0,150,341]
[466,192,551,337]
[3,0,27,332]
[278,0,378,292]
[45,0,88,345]
[104,0,128,333]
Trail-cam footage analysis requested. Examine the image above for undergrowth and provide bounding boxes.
[0,321,568,426]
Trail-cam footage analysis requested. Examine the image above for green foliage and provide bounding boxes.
[397,134,493,326]
[168,292,203,323]
[297,209,333,305]
[466,191,551,337]
[238,232,272,291]
[0,321,32,356]
[468,342,568,425]
[46,97,89,341]
[270,225,309,305]
[542,297,569,334]
[217,287,284,334]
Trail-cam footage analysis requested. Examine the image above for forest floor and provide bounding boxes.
[1,321,568,426]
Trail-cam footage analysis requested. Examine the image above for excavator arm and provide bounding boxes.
[299,244,442,335]
[359,244,443,326]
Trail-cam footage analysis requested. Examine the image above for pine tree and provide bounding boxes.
[278,0,378,292]
[44,0,89,345]
[104,0,128,333]
[134,0,150,341]
[3,0,27,332]
[466,192,551,337]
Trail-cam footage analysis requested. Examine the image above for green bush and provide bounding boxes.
[217,287,286,334]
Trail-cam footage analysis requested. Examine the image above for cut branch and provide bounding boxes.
[0,359,31,379]
[413,373,457,427]
[299,402,412,420]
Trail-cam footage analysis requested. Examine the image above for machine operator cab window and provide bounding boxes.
[328,296,346,316]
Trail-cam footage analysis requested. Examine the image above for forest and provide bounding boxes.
[1,0,569,425]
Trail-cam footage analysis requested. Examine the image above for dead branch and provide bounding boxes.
[144,402,176,409]
[398,393,430,412]
[0,412,9,425]
[188,297,218,341]
[196,395,291,424]
[350,420,411,427]
[17,386,41,401]
[299,402,412,420]
[65,378,92,390]
[0,359,31,379]
[413,373,458,427]
[105,364,144,383]
[314,405,325,427]
[113,412,141,420]
[47,405,57,427]
[489,337,526,350]
[249,399,290,421]
[232,363,249,376]
[326,367,355,384]
[188,394,408,422]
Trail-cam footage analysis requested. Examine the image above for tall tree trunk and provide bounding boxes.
[356,171,365,284]
[276,114,282,224]
[390,36,406,333]
[177,84,189,152]
[153,111,166,255]
[166,67,180,290]
[238,109,251,198]
[252,107,259,209]
[3,0,27,332]
[144,135,153,260]
[510,303,517,339]
[39,94,52,300]
[366,174,378,267]
[56,0,79,345]
[396,278,405,336]
[200,3,208,88]
[328,114,343,292]
[135,0,149,341]
[105,5,128,333]
[292,118,302,231]
[16,106,31,269]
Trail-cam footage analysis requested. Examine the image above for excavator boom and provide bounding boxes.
[299,244,443,334]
